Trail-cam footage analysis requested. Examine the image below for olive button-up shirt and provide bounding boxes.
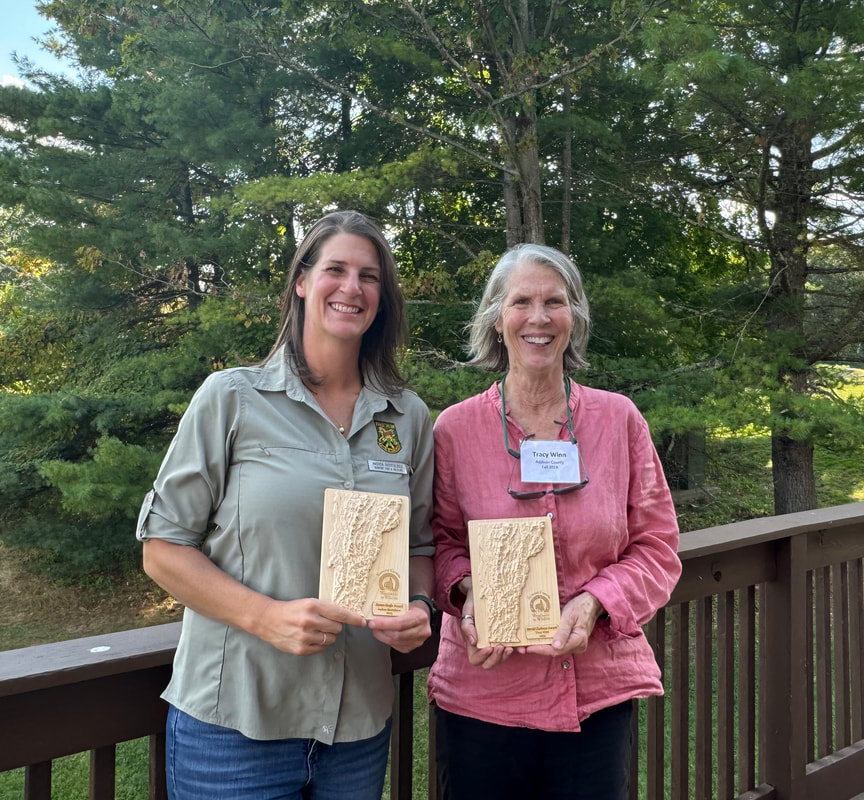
[136,353,434,743]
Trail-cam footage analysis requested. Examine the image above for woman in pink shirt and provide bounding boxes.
[428,244,681,800]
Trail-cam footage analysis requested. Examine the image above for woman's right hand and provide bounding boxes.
[457,578,514,670]
[143,539,366,656]
[255,597,367,656]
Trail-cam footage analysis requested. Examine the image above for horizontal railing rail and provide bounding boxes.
[2,501,864,800]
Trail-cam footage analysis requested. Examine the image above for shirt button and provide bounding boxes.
[343,481,353,489]
[547,512,553,519]
[562,661,571,670]
[334,650,344,661]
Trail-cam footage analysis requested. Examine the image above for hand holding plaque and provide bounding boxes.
[319,488,410,618]
[468,516,561,647]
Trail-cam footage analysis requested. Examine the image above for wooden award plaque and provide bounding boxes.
[468,516,561,647]
[319,488,410,618]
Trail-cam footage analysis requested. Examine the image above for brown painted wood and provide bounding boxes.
[645,613,665,800]
[805,572,815,762]
[851,559,864,743]
[737,784,778,799]
[149,732,167,800]
[389,671,415,800]
[0,623,180,698]
[670,543,776,605]
[694,596,713,799]
[670,603,690,800]
[0,667,172,770]
[23,761,50,800]
[677,503,864,561]
[833,562,851,749]
[738,585,757,794]
[718,591,735,799]
[761,536,809,800]
[805,739,864,799]
[803,526,864,572]
[814,565,833,758]
[427,702,440,800]
[89,745,115,800]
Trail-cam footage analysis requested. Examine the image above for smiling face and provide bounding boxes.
[296,232,382,347]
[495,260,574,379]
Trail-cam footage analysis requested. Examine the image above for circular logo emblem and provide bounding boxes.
[529,592,551,614]
[378,571,400,595]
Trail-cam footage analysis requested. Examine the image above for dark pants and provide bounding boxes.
[435,701,633,800]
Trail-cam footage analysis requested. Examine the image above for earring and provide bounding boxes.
[497,334,503,343]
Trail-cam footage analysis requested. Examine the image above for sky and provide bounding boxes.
[0,0,71,86]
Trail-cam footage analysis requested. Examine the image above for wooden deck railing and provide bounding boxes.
[2,501,864,800]
[636,501,864,800]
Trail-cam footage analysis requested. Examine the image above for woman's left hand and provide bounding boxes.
[367,602,432,653]
[523,591,605,657]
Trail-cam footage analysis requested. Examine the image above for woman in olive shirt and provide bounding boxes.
[137,211,435,800]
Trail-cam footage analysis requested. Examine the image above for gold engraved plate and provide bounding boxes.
[468,516,561,647]
[320,488,410,618]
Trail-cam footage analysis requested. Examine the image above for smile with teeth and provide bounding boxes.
[523,335,553,345]
[330,302,363,314]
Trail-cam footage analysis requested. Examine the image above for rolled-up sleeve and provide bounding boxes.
[136,371,240,546]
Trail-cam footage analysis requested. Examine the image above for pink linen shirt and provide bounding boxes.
[428,379,681,731]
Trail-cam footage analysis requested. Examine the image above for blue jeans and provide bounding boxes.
[435,701,633,800]
[166,706,391,800]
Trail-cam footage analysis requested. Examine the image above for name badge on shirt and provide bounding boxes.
[368,460,409,475]
[520,440,581,483]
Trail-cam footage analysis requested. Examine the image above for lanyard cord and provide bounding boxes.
[499,373,574,459]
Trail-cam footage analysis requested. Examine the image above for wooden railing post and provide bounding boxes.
[761,535,809,800]
[89,745,115,800]
[23,761,51,800]
[148,732,167,800]
[390,671,415,800]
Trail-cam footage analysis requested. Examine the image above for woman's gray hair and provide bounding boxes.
[467,243,590,372]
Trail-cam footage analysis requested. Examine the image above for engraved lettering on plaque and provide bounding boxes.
[320,488,410,618]
[468,516,561,647]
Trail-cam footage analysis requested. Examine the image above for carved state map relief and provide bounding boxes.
[319,488,410,618]
[468,516,561,647]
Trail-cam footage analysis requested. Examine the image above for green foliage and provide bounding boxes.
[2,0,864,574]
[403,357,493,416]
[40,436,165,520]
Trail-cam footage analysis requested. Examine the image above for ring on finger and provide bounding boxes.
[461,614,474,622]
[320,632,327,646]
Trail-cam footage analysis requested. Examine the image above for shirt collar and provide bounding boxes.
[487,375,581,418]
[253,345,405,414]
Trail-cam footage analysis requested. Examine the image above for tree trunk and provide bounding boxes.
[560,90,572,255]
[766,123,816,514]
[771,434,816,513]
[515,95,544,244]
[177,175,202,309]
[503,170,522,247]
[337,93,352,173]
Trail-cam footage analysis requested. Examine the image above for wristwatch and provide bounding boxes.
[409,594,436,618]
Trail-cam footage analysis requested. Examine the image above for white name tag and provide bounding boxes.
[520,440,581,483]
[368,460,409,475]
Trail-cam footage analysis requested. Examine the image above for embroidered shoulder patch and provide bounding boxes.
[375,421,402,454]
